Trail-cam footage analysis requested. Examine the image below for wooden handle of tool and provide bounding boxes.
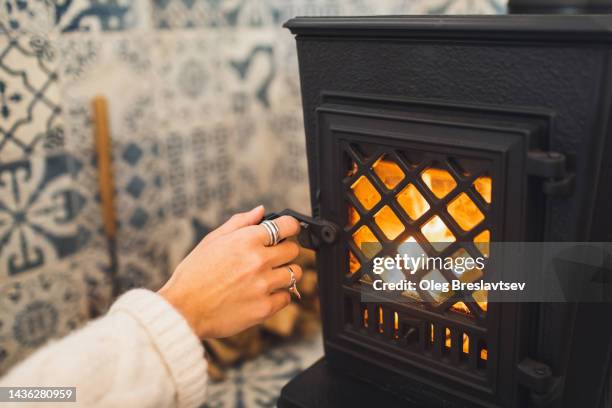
[91,96,117,240]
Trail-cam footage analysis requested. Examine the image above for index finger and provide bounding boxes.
[250,215,301,246]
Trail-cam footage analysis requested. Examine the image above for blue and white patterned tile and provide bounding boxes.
[203,336,323,408]
[0,0,54,34]
[77,247,113,317]
[0,152,93,278]
[153,29,293,127]
[386,0,506,14]
[57,33,156,153]
[0,31,64,161]
[152,0,224,29]
[219,109,309,220]
[161,121,234,224]
[0,260,90,374]
[152,30,231,128]
[58,32,172,292]
[210,29,309,216]
[115,238,170,294]
[54,0,149,33]
[221,28,286,115]
[152,0,391,30]
[113,136,170,260]
[58,32,169,242]
[2,0,149,35]
[58,97,108,251]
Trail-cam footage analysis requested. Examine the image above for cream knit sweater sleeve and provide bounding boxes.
[0,289,208,408]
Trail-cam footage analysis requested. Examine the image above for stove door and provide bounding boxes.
[313,93,552,408]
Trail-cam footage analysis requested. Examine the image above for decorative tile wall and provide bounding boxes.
[0,255,92,373]
[0,152,90,277]
[1,0,149,35]
[0,31,63,160]
[1,0,53,34]
[58,32,173,293]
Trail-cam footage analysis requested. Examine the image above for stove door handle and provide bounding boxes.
[262,209,339,250]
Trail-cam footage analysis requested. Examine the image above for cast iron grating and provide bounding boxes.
[341,142,493,367]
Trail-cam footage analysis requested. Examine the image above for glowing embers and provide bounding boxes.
[421,215,455,252]
[347,205,360,227]
[463,333,470,354]
[397,184,429,220]
[474,176,492,204]
[358,304,400,339]
[473,289,488,312]
[421,168,456,199]
[393,312,399,339]
[451,302,471,316]
[372,156,405,189]
[348,251,360,275]
[474,230,490,258]
[428,324,487,365]
[447,193,485,232]
[374,206,405,240]
[351,176,380,210]
[352,225,381,259]
[479,341,488,363]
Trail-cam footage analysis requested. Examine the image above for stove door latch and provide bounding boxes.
[527,151,574,196]
[517,358,563,407]
[263,209,339,250]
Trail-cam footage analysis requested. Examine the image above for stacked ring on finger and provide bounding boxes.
[287,265,301,300]
[260,220,280,247]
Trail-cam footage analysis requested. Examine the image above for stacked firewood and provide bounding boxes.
[204,247,320,381]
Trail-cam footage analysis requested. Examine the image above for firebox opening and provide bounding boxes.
[347,156,492,316]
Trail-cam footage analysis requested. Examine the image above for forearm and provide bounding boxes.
[0,290,207,408]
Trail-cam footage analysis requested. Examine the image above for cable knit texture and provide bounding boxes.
[0,289,208,408]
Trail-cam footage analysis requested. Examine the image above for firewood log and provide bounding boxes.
[204,339,241,366]
[297,311,322,338]
[206,360,226,382]
[223,327,259,349]
[294,248,316,268]
[298,269,317,296]
[263,303,300,337]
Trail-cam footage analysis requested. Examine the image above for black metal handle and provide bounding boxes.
[263,209,339,250]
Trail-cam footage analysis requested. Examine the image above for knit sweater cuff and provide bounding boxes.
[110,289,207,408]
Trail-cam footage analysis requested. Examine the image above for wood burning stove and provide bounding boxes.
[276,13,612,408]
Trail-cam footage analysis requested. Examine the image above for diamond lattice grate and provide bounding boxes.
[344,144,492,318]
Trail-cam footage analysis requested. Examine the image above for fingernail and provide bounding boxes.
[252,205,264,212]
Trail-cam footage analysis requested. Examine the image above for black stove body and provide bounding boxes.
[279,15,612,408]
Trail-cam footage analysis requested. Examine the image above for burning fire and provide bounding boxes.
[349,158,491,316]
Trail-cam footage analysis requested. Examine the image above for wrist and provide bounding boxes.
[158,287,204,339]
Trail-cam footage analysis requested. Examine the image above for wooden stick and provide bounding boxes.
[91,96,119,299]
[91,96,116,240]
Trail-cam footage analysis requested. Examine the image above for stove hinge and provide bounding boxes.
[527,151,574,196]
[517,358,564,407]
[263,209,339,250]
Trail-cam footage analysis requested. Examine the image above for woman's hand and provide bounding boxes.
[158,206,302,340]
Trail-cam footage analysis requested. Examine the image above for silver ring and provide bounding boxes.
[287,266,301,300]
[261,220,280,246]
[287,265,297,288]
